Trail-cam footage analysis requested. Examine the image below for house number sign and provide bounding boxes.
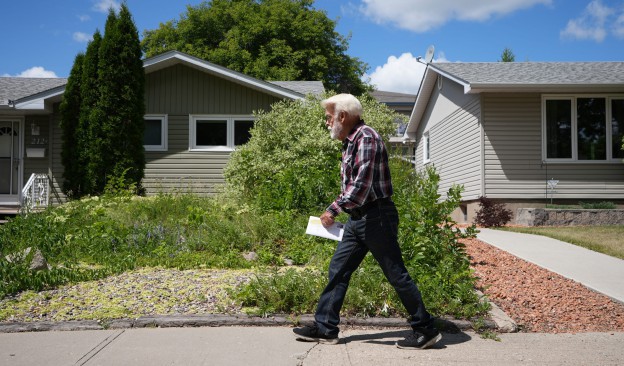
[31,137,48,145]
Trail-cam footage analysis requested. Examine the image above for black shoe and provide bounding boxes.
[396,327,442,349]
[293,324,339,345]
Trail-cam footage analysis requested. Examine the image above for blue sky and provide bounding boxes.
[1,0,623,94]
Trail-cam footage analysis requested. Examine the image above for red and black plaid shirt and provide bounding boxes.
[327,120,393,217]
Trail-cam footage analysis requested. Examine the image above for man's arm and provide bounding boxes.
[324,135,378,224]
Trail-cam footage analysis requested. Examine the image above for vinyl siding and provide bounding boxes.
[482,93,624,199]
[415,82,482,200]
[143,64,284,195]
[431,99,482,200]
[145,64,280,115]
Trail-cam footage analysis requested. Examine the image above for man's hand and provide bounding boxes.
[320,211,335,228]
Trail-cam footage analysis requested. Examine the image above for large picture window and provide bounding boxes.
[612,99,624,160]
[143,114,168,151]
[543,96,624,162]
[190,115,255,151]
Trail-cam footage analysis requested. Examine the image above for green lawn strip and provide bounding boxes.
[499,226,624,260]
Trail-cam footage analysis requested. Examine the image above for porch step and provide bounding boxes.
[0,206,19,224]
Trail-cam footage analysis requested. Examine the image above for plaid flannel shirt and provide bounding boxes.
[326,120,393,217]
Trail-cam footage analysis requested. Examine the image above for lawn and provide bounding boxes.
[499,226,624,260]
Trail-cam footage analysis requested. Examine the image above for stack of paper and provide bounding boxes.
[305,216,344,241]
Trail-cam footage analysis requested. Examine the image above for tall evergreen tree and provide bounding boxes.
[90,4,146,193]
[59,53,84,197]
[80,30,103,194]
[60,4,145,197]
[499,47,515,62]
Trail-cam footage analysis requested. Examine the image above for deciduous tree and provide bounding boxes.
[141,0,369,94]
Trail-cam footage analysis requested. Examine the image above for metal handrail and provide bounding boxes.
[21,173,50,210]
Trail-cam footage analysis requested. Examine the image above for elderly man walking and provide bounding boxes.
[293,94,441,349]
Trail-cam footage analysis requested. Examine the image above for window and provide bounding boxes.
[190,115,255,151]
[423,132,430,164]
[612,99,624,160]
[143,114,167,151]
[543,96,624,162]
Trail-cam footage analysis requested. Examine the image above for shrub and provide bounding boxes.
[474,196,512,227]
[233,162,489,319]
[223,92,400,212]
[579,201,616,209]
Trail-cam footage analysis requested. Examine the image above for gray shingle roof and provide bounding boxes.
[269,81,325,96]
[0,77,67,105]
[370,90,416,105]
[432,62,624,86]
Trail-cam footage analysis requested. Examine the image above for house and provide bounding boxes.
[0,51,324,214]
[404,61,624,223]
[370,90,417,158]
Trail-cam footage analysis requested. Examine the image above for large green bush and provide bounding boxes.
[224,93,400,211]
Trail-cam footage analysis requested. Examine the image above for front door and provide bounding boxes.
[0,119,23,204]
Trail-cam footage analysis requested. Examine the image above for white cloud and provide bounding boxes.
[73,32,92,43]
[93,0,121,13]
[359,0,552,32]
[78,14,91,22]
[365,53,427,94]
[560,0,613,42]
[613,12,624,39]
[11,67,58,78]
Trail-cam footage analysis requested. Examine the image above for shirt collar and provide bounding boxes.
[344,119,365,144]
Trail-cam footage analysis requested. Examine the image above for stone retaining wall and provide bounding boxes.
[516,208,624,226]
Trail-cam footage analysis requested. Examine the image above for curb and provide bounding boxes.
[0,312,506,334]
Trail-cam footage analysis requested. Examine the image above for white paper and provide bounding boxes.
[305,216,344,241]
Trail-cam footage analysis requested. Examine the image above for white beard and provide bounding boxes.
[329,122,343,140]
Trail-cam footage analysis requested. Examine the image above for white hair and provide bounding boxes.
[321,93,363,118]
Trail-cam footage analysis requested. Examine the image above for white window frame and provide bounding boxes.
[143,114,168,151]
[189,115,255,151]
[541,94,624,163]
[423,131,431,164]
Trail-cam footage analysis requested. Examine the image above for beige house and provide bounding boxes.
[404,61,624,223]
[0,51,323,215]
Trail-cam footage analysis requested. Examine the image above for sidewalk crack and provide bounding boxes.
[75,329,125,365]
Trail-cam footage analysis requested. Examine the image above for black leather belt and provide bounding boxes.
[349,197,391,219]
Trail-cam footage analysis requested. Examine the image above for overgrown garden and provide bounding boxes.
[1,94,489,322]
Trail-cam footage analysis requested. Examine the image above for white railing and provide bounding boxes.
[21,173,50,210]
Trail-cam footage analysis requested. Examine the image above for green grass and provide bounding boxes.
[499,226,624,259]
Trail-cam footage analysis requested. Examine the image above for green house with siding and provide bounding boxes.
[0,51,323,214]
[405,61,624,223]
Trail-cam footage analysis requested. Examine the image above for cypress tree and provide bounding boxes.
[59,53,84,197]
[92,4,145,193]
[80,30,102,195]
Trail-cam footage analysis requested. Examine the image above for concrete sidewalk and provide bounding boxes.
[477,228,624,304]
[1,326,623,365]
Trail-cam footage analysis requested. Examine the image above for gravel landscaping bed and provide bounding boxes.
[2,238,623,334]
[464,238,624,333]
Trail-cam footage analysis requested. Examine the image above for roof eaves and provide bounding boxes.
[429,64,473,93]
[467,82,624,93]
[13,84,66,110]
[404,66,438,138]
[143,51,304,100]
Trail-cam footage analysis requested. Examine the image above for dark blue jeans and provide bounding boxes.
[314,199,433,336]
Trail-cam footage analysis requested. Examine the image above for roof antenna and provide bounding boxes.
[424,45,435,64]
